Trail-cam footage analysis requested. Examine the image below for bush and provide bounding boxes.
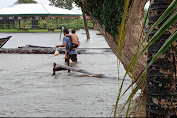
[48,24,55,29]
[39,21,47,29]
[88,21,93,29]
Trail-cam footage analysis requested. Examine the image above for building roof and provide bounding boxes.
[0,3,82,16]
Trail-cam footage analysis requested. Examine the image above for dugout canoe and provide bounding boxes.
[0,36,11,48]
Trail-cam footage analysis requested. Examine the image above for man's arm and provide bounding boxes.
[56,43,66,48]
[65,34,72,37]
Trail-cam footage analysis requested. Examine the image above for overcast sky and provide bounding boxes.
[0,0,149,13]
[0,0,82,13]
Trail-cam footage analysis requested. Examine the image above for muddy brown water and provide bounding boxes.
[0,30,146,117]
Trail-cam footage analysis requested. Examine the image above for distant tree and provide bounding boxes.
[14,0,37,4]
[49,0,73,10]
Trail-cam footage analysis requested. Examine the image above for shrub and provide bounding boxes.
[39,21,47,29]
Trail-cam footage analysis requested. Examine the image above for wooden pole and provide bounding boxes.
[47,16,49,31]
[81,0,90,40]
[13,19,15,29]
[23,18,26,29]
[57,17,59,29]
[39,17,40,28]
[68,18,69,29]
[4,17,6,29]
[19,19,20,29]
[77,16,79,30]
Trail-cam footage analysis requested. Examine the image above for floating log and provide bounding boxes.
[0,47,112,54]
[53,63,110,78]
[52,63,129,81]
[18,45,53,48]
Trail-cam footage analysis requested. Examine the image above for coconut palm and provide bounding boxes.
[146,0,177,117]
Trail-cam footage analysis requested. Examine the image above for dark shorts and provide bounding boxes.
[68,44,78,51]
[65,53,77,63]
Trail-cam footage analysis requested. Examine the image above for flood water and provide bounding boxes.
[0,29,110,49]
[0,30,146,117]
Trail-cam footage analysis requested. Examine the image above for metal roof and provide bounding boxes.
[0,3,82,16]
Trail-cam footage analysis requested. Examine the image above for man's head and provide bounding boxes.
[63,28,69,36]
[71,29,76,34]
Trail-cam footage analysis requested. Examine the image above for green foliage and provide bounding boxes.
[39,21,47,29]
[1,16,93,31]
[88,21,93,29]
[74,0,124,38]
[48,24,56,29]
[37,17,92,29]
[49,0,73,10]
[144,8,149,26]
[15,0,37,4]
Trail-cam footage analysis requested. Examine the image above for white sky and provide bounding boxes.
[0,0,149,13]
[145,1,150,10]
[0,0,82,13]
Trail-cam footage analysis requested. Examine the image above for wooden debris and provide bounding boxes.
[52,63,129,81]
[0,47,112,54]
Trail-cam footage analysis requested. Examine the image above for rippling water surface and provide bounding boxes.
[0,30,145,117]
[0,29,109,48]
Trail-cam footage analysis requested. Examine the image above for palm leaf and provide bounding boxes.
[120,29,177,111]
[122,0,177,82]
[115,0,177,117]
[114,0,130,117]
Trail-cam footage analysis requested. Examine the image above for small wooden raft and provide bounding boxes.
[52,63,129,81]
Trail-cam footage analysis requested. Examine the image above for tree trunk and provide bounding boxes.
[75,0,147,78]
[81,0,90,40]
[95,0,147,78]
[146,0,177,117]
